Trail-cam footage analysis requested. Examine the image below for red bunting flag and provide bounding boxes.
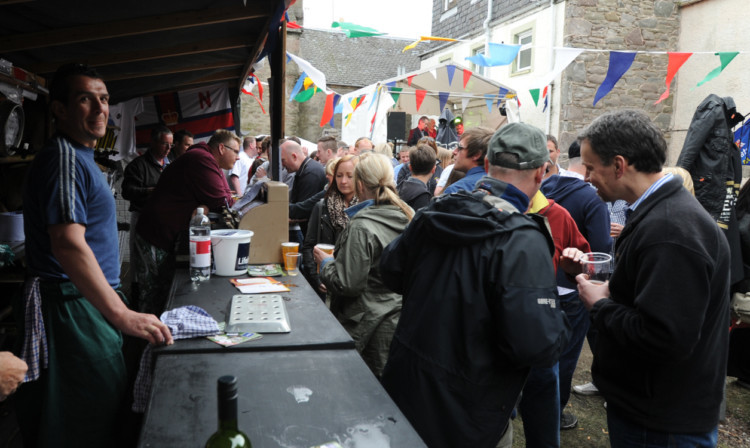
[320,93,335,127]
[407,75,415,87]
[415,89,427,111]
[463,69,472,89]
[655,52,692,105]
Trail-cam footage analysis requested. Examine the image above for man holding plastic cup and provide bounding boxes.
[563,110,730,447]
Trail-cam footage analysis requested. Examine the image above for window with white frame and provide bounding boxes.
[471,46,486,77]
[444,0,458,11]
[514,29,533,73]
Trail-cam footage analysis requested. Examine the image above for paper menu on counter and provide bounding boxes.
[230,277,290,294]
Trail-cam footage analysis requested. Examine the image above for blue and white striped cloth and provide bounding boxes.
[132,306,220,412]
[20,277,47,382]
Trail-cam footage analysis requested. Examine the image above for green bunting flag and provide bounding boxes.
[331,21,385,38]
[389,87,403,104]
[695,52,739,88]
[294,86,318,102]
[529,88,540,106]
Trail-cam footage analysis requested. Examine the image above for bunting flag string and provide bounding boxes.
[655,52,692,105]
[246,39,747,125]
[593,51,636,106]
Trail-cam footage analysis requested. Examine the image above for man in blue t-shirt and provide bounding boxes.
[441,127,493,196]
[19,63,173,447]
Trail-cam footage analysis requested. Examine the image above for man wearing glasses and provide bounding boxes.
[133,129,238,315]
[122,125,173,277]
[441,127,493,195]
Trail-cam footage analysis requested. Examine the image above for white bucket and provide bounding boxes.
[210,229,254,276]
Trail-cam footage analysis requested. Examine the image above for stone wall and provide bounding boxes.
[560,0,680,157]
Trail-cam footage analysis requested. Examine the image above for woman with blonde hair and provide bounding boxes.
[303,155,354,296]
[314,152,413,376]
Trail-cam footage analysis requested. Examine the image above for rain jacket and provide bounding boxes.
[320,203,410,377]
[677,94,743,284]
[380,178,569,448]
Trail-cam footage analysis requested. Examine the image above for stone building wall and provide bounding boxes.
[560,0,680,159]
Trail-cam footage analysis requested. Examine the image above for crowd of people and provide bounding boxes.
[8,61,750,448]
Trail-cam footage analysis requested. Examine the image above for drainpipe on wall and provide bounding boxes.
[546,0,555,134]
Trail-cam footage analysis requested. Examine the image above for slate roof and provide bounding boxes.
[299,28,422,88]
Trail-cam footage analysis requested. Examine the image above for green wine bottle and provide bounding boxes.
[205,376,253,448]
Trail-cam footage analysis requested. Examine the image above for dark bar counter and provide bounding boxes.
[139,350,426,447]
[153,269,354,355]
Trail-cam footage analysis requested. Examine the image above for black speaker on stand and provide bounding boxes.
[387,112,406,142]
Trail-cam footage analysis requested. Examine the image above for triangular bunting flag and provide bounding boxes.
[255,73,263,102]
[465,43,521,67]
[438,92,450,112]
[407,75,415,87]
[329,94,341,127]
[446,65,456,86]
[530,88,540,106]
[287,53,327,93]
[320,93,335,127]
[484,94,494,113]
[333,95,343,114]
[655,52,692,104]
[696,52,739,88]
[461,97,470,113]
[389,87,403,104]
[593,51,637,106]
[289,72,307,101]
[463,69,472,89]
[429,69,437,79]
[294,86,318,103]
[415,89,427,112]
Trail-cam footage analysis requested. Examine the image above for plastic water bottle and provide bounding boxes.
[189,207,211,282]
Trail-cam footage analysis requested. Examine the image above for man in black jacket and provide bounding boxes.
[574,110,730,447]
[380,123,569,448]
[281,139,326,243]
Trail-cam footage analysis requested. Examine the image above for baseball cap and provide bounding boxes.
[487,123,549,170]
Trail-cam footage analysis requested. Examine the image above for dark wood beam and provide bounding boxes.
[103,62,243,82]
[0,3,273,52]
[26,36,253,74]
[174,69,239,87]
